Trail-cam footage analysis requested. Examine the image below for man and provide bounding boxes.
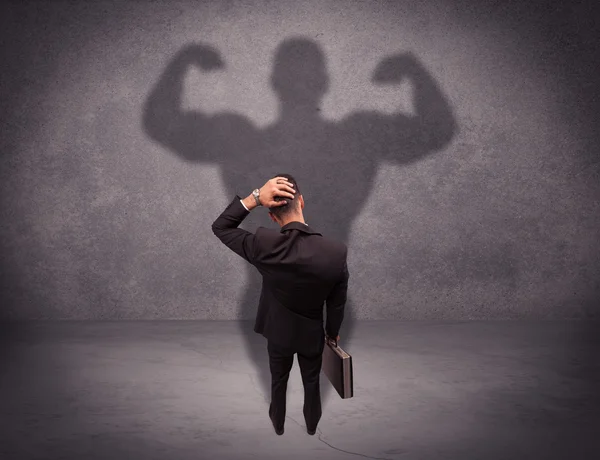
[211,174,348,436]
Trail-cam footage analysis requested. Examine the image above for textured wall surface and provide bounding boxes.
[1,0,598,320]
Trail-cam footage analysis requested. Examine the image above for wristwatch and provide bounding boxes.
[252,188,261,206]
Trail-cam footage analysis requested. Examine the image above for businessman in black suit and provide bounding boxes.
[211,174,348,436]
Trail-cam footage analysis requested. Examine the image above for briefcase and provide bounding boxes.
[322,337,353,399]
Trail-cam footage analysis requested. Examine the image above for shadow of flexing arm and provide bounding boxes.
[343,51,456,166]
[143,43,257,163]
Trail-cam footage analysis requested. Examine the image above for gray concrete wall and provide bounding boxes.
[1,0,598,320]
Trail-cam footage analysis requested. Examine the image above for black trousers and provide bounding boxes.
[267,340,323,431]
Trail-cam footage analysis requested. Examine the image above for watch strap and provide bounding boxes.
[252,189,261,206]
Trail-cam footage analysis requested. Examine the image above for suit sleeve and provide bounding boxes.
[211,195,258,264]
[325,250,349,338]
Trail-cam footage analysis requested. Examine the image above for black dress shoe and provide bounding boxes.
[270,415,284,435]
[307,427,316,436]
[269,404,284,435]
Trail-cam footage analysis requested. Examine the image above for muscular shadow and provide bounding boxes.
[143,37,456,406]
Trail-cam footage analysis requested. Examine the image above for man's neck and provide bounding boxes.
[279,216,307,227]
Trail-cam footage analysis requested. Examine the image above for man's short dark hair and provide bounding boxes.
[268,173,300,219]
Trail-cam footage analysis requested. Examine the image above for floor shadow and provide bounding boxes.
[143,37,456,407]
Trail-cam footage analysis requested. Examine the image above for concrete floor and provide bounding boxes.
[0,321,598,460]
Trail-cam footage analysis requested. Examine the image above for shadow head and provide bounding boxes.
[270,37,329,104]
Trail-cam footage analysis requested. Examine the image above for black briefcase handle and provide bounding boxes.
[325,335,338,348]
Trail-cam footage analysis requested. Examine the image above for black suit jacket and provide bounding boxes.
[211,196,348,356]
